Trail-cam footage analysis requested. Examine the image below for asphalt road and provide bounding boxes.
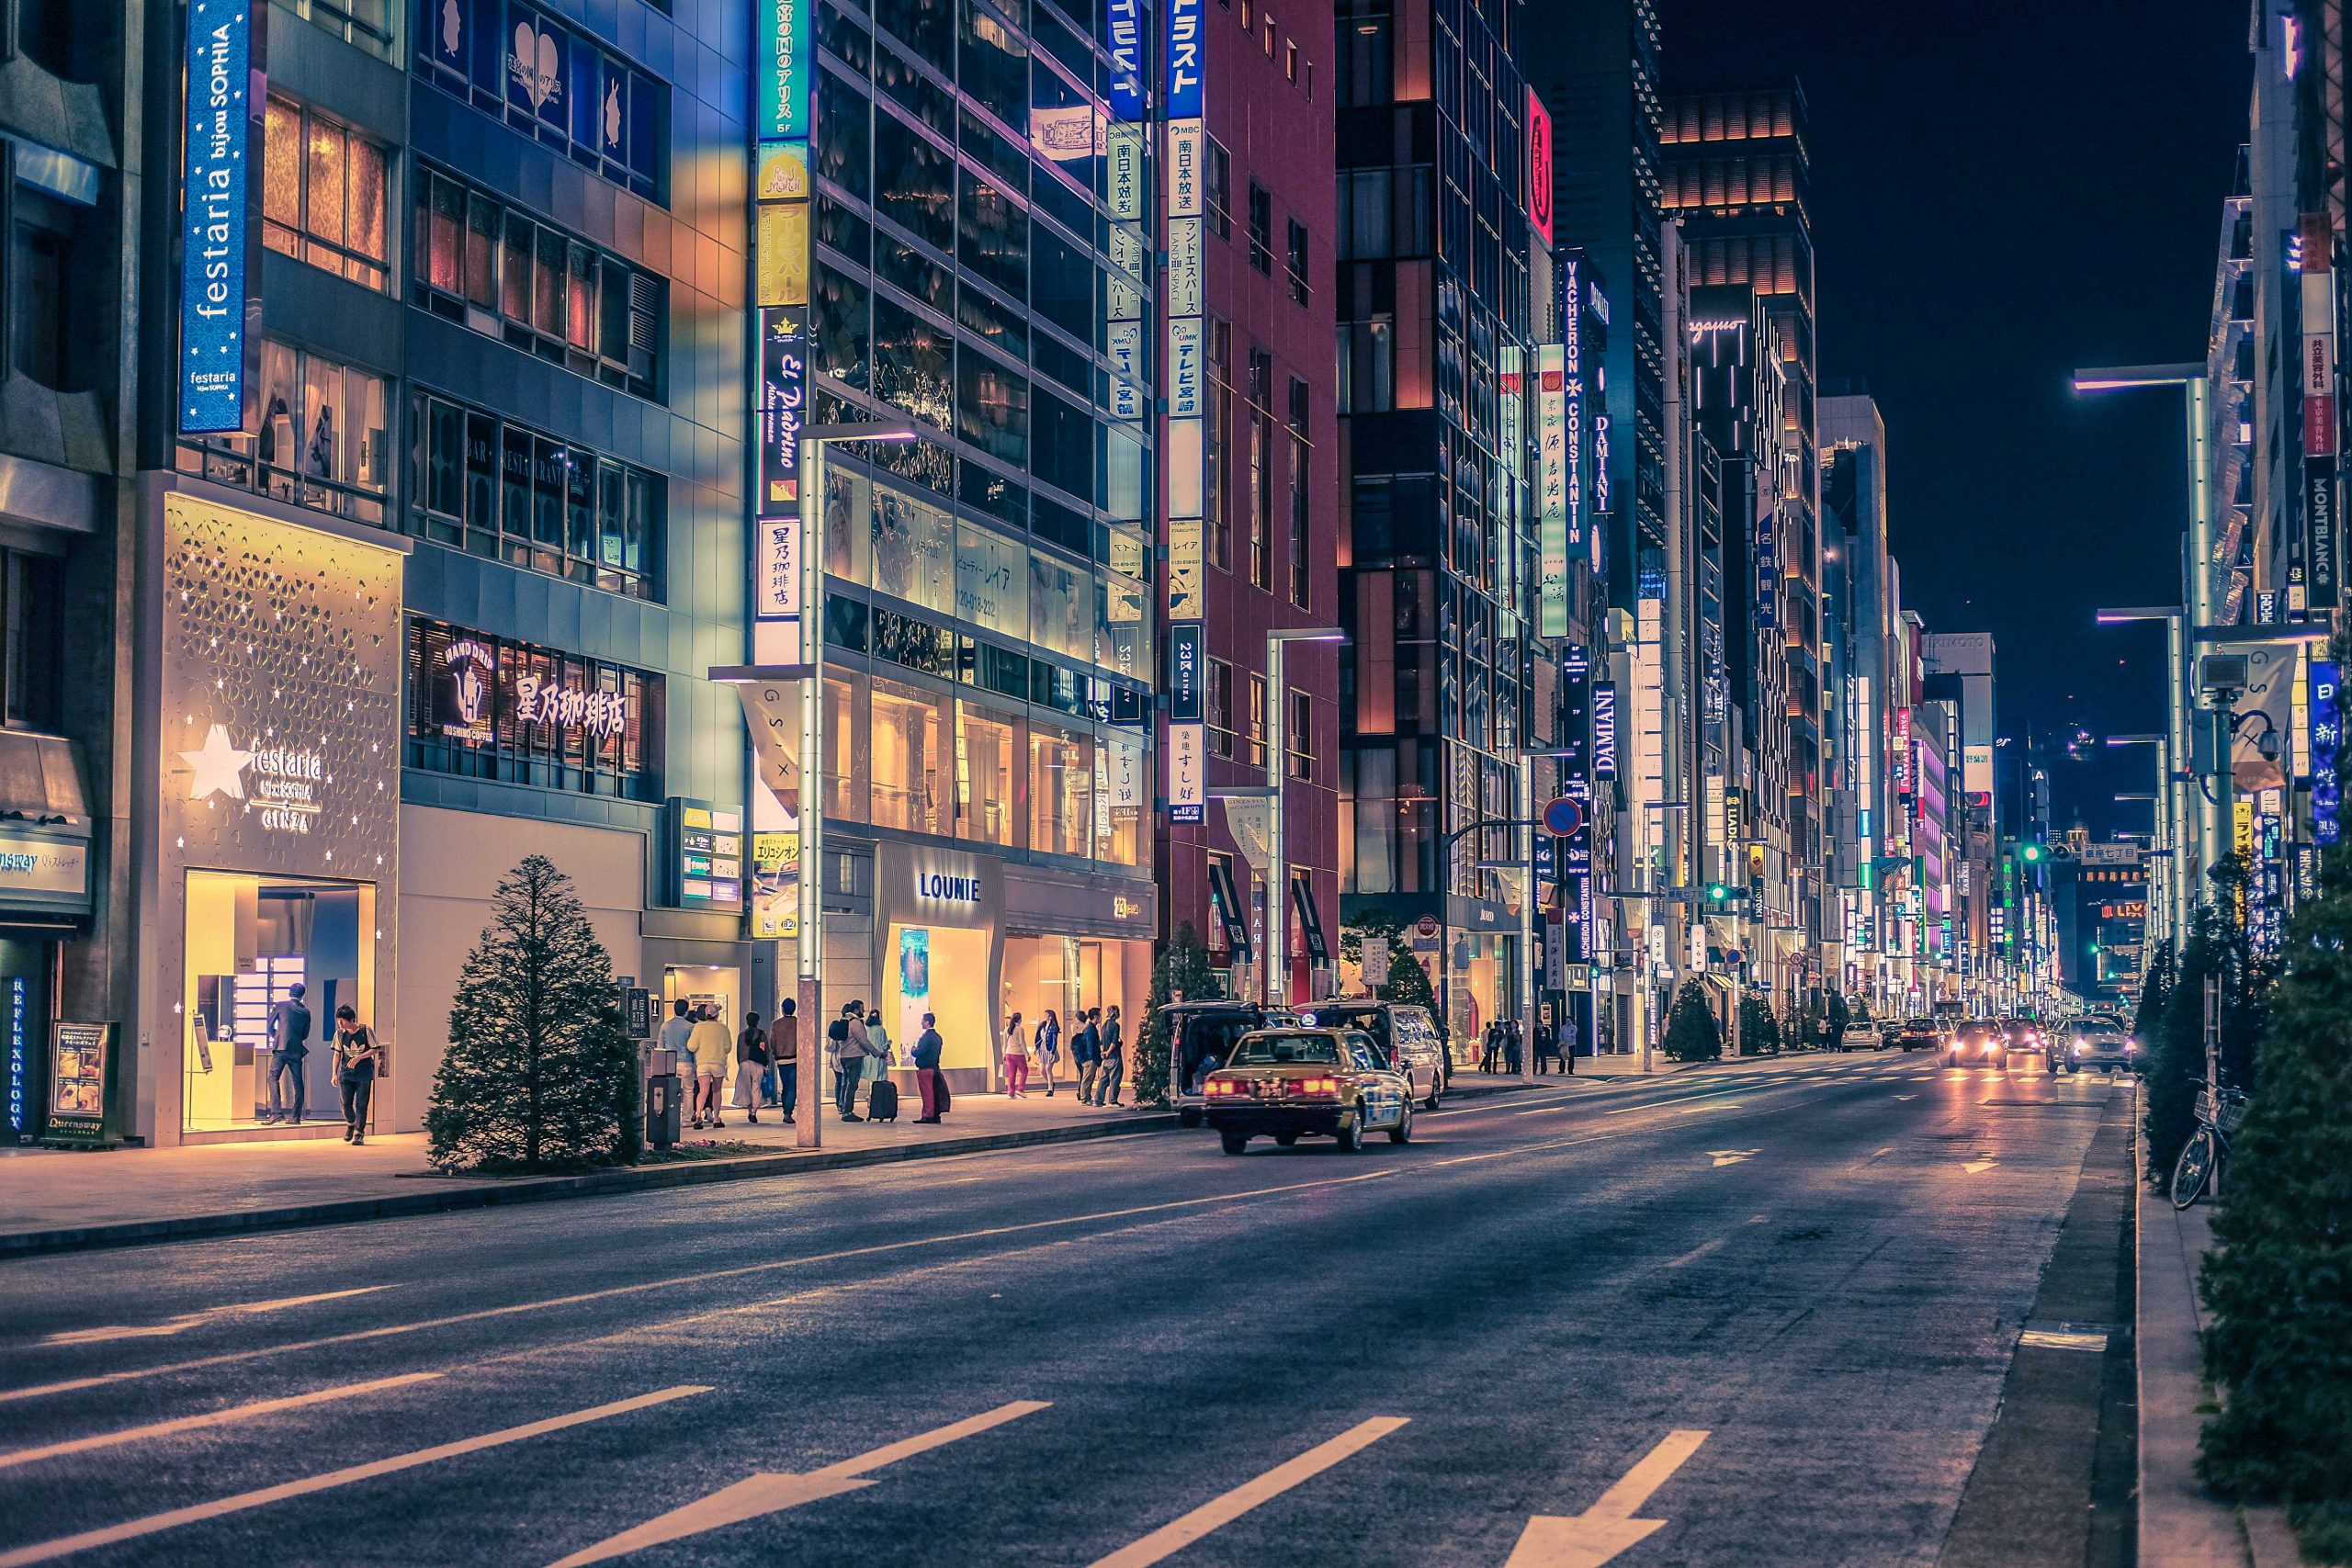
[0,1051,2124,1568]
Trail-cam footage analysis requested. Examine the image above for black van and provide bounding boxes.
[1160,1001,1293,1125]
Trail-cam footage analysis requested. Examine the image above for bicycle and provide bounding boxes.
[2170,1079,2249,1210]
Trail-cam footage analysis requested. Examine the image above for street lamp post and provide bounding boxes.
[1263,627,1345,1007]
[716,419,915,1151]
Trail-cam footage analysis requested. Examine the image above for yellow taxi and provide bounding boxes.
[1202,1026,1415,1155]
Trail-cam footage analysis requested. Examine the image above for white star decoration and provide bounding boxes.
[181,724,252,802]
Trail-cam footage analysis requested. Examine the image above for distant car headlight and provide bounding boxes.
[2070,1042,2082,1056]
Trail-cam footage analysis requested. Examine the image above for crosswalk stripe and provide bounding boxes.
[1087,1417,1409,1568]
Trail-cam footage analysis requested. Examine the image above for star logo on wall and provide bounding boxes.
[181,724,253,802]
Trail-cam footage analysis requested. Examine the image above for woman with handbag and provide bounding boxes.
[1003,1010,1031,1098]
[1034,1009,1062,1096]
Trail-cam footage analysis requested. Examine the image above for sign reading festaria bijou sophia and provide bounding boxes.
[146,491,403,1145]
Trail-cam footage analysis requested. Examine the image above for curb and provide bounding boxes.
[0,1112,1182,1261]
[0,1079,1540,1262]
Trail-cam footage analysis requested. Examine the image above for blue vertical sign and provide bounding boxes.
[2312,660,2341,845]
[1165,0,1204,118]
[178,0,260,434]
[1105,0,1146,120]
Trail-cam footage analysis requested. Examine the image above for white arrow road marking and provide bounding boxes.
[0,1371,441,1472]
[1708,1150,1759,1168]
[1503,1428,1710,1568]
[37,1286,393,1348]
[1089,1416,1410,1568]
[1962,1157,1997,1174]
[0,1385,707,1568]
[1893,1094,1917,1101]
[547,1401,1048,1568]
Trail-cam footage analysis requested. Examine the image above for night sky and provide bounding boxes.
[1658,0,2251,840]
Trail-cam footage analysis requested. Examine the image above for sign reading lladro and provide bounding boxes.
[178,0,265,435]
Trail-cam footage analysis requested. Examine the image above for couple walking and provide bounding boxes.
[1000,1005,1122,1104]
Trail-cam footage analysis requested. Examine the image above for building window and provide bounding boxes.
[1248,352,1272,589]
[1093,729,1144,865]
[179,339,391,525]
[1285,39,1299,82]
[1247,184,1272,274]
[285,0,397,58]
[1207,657,1236,759]
[1284,219,1309,306]
[263,96,391,289]
[409,392,663,599]
[956,696,1019,846]
[406,616,661,800]
[1288,690,1311,780]
[1246,671,1268,766]
[1206,319,1231,570]
[1204,140,1232,241]
[1029,720,1093,857]
[0,549,61,731]
[411,165,663,399]
[1336,318,1394,413]
[870,674,948,835]
[1338,0,1392,106]
[413,0,665,201]
[1287,378,1311,611]
[7,190,67,389]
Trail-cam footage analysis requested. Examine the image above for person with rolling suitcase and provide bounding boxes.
[866,1070,900,1122]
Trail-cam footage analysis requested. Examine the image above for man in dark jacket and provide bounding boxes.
[1071,1009,1102,1104]
[1091,1005,1126,1106]
[912,1013,946,1122]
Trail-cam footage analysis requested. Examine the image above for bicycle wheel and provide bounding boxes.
[2172,1129,2217,1210]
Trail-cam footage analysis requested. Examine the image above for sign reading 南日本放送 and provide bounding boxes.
[179,0,264,435]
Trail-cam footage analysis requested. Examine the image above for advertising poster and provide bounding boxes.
[898,928,932,1053]
[46,1021,114,1143]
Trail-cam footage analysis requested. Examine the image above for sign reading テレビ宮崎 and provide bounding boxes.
[178,0,264,435]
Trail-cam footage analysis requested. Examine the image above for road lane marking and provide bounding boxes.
[1088,1417,1409,1568]
[2019,1327,2109,1352]
[1706,1150,1758,1168]
[0,1170,1408,1406]
[1662,1236,1729,1269]
[0,1371,442,1472]
[1504,1428,1710,1567]
[0,1385,708,1568]
[35,1286,394,1348]
[546,1401,1049,1568]
[1679,1100,1741,1113]
[1962,1157,1997,1174]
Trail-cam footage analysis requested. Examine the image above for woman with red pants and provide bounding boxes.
[1002,1010,1031,1097]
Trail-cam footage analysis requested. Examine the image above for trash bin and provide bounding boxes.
[645,1047,682,1149]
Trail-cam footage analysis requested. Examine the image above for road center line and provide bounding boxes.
[0,1169,1406,1407]
[1086,1417,1409,1568]
[0,1386,708,1568]
[1662,1236,1730,1269]
[0,1371,442,1472]
[37,1286,395,1348]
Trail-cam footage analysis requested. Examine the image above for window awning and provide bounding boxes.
[0,730,90,829]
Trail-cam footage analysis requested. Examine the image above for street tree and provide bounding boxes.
[1665,979,1722,1062]
[2198,855,2352,1511]
[1338,906,1439,1015]
[1135,920,1220,1108]
[1738,993,1781,1055]
[427,854,639,1171]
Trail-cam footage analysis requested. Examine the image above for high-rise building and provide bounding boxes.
[1821,389,1899,1007]
[1922,632,1999,1008]
[0,0,139,1144]
[1662,83,1825,983]
[1334,0,1545,1043]
[1156,0,1341,1007]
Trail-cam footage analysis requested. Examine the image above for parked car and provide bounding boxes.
[1886,1018,1945,1052]
[1160,1001,1292,1126]
[1296,999,1447,1107]
[2052,1019,2139,1075]
[1836,1022,1887,1052]
[1203,1027,1416,1154]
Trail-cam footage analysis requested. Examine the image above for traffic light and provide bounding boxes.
[2020,843,2045,864]
[1706,882,1735,903]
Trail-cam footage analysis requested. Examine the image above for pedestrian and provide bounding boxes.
[1094,1004,1126,1106]
[913,1011,946,1122]
[1072,1008,1102,1104]
[657,997,694,1076]
[265,982,313,1123]
[771,998,799,1124]
[865,1007,893,1071]
[733,1011,770,1125]
[1035,1009,1062,1095]
[1480,1020,1501,1074]
[331,1003,380,1145]
[1504,1019,1523,1075]
[689,1005,731,1128]
[1003,1010,1030,1097]
[835,1002,872,1121]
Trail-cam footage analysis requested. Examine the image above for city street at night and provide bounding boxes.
[0,1055,2132,1568]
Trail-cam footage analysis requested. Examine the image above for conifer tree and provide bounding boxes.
[1136,921,1221,1107]
[426,855,639,1171]
[2198,856,2352,1505]
[1665,978,1722,1062]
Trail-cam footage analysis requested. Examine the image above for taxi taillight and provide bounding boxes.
[1288,1076,1340,1098]
[1205,1078,1241,1097]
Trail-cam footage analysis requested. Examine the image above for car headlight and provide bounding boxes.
[2070,1043,2082,1056]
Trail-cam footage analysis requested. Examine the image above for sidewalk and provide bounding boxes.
[1,1076,1539,1260]
[2138,1133,2309,1568]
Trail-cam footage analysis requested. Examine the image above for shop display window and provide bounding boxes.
[406,618,660,800]
[1028,722,1091,858]
[956,699,1019,847]
[870,676,947,835]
